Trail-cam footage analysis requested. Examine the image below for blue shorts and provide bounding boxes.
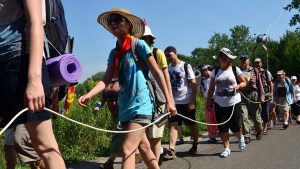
[0,56,51,128]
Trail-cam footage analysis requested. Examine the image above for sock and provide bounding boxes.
[225,147,230,152]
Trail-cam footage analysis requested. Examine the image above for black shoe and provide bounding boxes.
[296,120,300,125]
[176,138,184,145]
[283,124,289,129]
[188,143,198,154]
[99,159,114,169]
[244,137,251,144]
[256,132,262,140]
[207,138,217,144]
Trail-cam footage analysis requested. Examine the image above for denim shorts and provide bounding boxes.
[121,114,152,127]
[0,56,51,128]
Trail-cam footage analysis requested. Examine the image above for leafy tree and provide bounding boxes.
[284,0,300,29]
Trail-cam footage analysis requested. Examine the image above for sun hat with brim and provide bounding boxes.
[291,76,297,80]
[143,26,156,39]
[213,47,237,59]
[97,8,145,38]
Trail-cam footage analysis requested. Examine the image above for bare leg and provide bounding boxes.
[149,138,162,161]
[188,124,199,143]
[122,122,158,169]
[4,144,16,169]
[25,119,65,169]
[220,132,230,148]
[169,122,178,150]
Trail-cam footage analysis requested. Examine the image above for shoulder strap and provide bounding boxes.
[184,62,188,78]
[131,38,149,79]
[232,66,239,84]
[264,70,270,85]
[152,47,158,62]
[214,68,220,77]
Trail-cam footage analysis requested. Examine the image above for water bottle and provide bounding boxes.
[154,113,168,128]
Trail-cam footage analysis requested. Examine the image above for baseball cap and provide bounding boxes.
[291,76,297,80]
[240,53,249,60]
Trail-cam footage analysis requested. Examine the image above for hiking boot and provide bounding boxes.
[163,148,176,160]
[188,143,198,154]
[176,138,184,145]
[238,136,246,151]
[207,138,217,144]
[99,159,114,169]
[244,137,251,144]
[256,132,262,140]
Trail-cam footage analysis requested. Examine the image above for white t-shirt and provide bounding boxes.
[169,62,195,104]
[210,66,242,107]
[293,84,300,101]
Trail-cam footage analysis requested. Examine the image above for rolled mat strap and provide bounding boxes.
[46,54,82,87]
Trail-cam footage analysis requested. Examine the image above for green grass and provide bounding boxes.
[0,94,207,166]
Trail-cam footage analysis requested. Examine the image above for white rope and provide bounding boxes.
[239,92,299,107]
[0,108,169,136]
[177,103,235,126]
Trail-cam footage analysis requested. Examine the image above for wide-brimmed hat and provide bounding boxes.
[213,47,237,59]
[97,8,145,38]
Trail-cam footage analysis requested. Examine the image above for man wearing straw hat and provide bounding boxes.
[79,8,176,169]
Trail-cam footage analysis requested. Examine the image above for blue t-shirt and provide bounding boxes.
[0,0,26,62]
[108,39,154,122]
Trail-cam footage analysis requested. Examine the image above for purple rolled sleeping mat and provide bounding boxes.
[46,54,82,87]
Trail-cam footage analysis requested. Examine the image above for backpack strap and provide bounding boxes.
[152,47,158,62]
[184,62,189,78]
[131,38,149,79]
[214,66,239,84]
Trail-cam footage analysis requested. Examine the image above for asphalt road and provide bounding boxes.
[68,123,300,169]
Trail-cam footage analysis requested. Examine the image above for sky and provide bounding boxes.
[61,0,296,83]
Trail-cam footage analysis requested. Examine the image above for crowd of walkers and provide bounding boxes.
[1,4,299,169]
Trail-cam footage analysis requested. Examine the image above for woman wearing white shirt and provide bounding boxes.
[206,48,247,158]
[291,76,300,124]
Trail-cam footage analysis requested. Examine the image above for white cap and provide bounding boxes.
[143,26,156,39]
[291,76,297,80]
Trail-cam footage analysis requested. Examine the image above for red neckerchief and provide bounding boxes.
[114,36,133,75]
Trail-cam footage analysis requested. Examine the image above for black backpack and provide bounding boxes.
[44,0,71,58]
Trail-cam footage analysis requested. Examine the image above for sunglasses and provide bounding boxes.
[108,16,126,25]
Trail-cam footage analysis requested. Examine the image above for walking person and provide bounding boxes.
[291,76,300,124]
[142,24,174,165]
[199,65,218,143]
[163,46,199,159]
[0,1,65,168]
[239,54,265,144]
[254,58,273,135]
[206,47,246,158]
[79,8,176,169]
[273,70,294,129]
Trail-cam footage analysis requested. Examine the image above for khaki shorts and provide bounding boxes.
[4,127,15,146]
[277,97,290,113]
[147,104,166,139]
[14,124,41,163]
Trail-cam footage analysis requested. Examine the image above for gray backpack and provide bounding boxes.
[131,38,166,107]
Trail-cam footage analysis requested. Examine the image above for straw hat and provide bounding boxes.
[97,8,145,38]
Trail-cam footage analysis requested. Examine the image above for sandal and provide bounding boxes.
[219,149,231,158]
[263,130,267,135]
